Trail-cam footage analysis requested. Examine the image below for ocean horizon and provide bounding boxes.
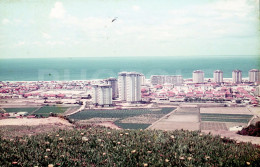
[0,56,259,81]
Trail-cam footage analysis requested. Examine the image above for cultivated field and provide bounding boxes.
[3,107,38,114]
[201,113,253,123]
[69,108,176,129]
[34,106,69,117]
[200,107,253,115]
[149,107,200,131]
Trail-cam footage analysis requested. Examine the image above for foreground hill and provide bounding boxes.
[0,125,259,166]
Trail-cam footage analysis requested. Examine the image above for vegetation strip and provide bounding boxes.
[0,126,259,166]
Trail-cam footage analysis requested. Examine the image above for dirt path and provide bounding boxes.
[0,117,73,127]
[65,100,87,116]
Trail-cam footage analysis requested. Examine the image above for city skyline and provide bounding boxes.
[0,0,259,59]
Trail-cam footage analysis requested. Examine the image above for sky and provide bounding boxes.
[0,0,259,58]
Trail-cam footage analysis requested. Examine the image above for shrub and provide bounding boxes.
[0,126,259,166]
[238,121,260,137]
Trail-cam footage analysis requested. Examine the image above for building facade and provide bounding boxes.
[118,72,141,102]
[249,69,260,83]
[150,75,183,85]
[92,84,112,106]
[232,70,242,83]
[213,70,223,83]
[105,78,118,99]
[140,74,146,85]
[192,70,204,83]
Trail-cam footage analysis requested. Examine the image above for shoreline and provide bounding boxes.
[0,77,250,82]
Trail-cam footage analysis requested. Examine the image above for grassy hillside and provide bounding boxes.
[0,126,259,166]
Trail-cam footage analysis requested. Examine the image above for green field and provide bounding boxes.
[69,108,175,129]
[3,108,38,114]
[34,106,69,117]
[114,122,151,129]
[201,113,253,123]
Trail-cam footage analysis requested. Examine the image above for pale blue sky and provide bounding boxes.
[0,0,259,58]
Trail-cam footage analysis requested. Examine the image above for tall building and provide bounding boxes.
[140,74,146,85]
[165,75,183,85]
[213,70,223,83]
[92,84,112,106]
[255,85,260,96]
[150,75,165,85]
[192,70,204,83]
[249,69,260,83]
[118,71,141,102]
[105,78,118,99]
[232,70,242,83]
[150,75,183,85]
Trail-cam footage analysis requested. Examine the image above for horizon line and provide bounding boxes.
[0,55,259,59]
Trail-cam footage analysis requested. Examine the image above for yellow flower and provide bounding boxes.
[165,159,169,162]
[199,133,203,136]
[97,139,102,142]
[131,150,136,153]
[205,156,210,160]
[82,137,89,141]
[125,133,129,135]
[246,162,250,165]
[56,134,59,137]
[187,157,192,160]
[59,138,63,141]
[143,163,148,167]
[120,134,123,136]
[170,135,175,139]
[48,164,54,167]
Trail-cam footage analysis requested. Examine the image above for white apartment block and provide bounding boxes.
[192,70,204,83]
[105,78,118,99]
[150,75,183,85]
[249,69,260,83]
[92,84,112,106]
[232,70,242,83]
[140,74,146,85]
[213,70,223,83]
[118,72,141,102]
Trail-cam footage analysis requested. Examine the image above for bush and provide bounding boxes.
[238,121,260,137]
[0,127,259,166]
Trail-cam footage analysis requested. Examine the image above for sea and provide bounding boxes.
[0,56,259,81]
